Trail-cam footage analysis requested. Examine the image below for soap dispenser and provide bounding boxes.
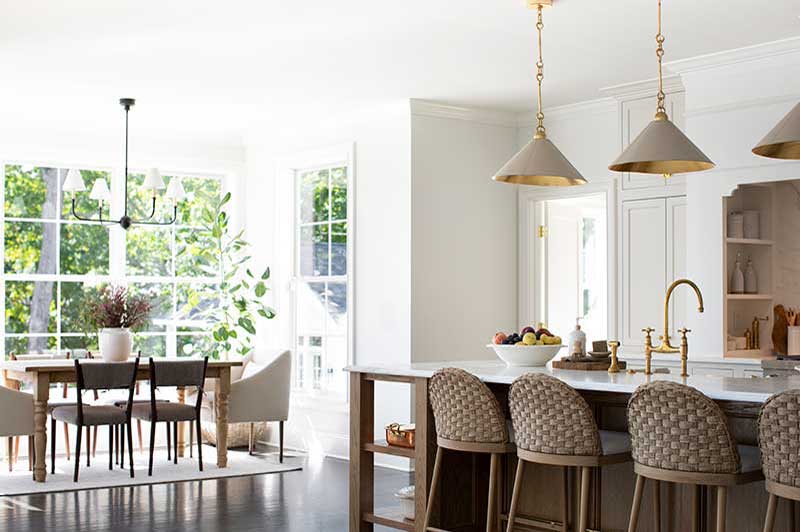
[744,256,758,294]
[730,252,745,294]
[567,318,587,358]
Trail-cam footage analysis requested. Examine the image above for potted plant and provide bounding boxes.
[83,285,152,362]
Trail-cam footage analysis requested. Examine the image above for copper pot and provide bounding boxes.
[385,423,415,449]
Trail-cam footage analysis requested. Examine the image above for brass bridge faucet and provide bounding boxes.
[642,278,705,377]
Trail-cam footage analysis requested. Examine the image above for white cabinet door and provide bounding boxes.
[621,198,667,347]
[666,197,688,340]
[621,93,686,190]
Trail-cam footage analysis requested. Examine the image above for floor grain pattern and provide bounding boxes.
[0,454,412,531]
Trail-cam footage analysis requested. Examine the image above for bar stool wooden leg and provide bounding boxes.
[505,458,525,532]
[578,466,591,532]
[562,466,569,532]
[486,453,498,532]
[715,486,727,532]
[423,447,443,531]
[628,474,645,532]
[763,493,777,532]
[653,480,661,532]
[691,484,701,532]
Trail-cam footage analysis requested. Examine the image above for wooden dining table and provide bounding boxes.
[0,357,242,482]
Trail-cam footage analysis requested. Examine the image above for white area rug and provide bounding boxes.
[0,445,302,496]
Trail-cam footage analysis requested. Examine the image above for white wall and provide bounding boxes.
[409,105,519,362]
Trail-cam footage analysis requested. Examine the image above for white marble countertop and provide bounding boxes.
[346,360,800,403]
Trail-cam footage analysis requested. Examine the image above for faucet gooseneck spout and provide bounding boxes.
[660,279,704,349]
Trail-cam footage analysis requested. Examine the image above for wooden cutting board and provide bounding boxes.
[552,358,627,371]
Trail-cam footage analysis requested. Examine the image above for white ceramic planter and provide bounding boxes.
[99,328,133,362]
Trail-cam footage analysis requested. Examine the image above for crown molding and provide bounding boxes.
[666,36,800,75]
[599,75,684,101]
[516,97,617,127]
[409,99,519,127]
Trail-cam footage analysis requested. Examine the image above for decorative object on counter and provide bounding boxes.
[608,0,714,179]
[743,210,760,239]
[553,358,626,371]
[752,101,800,160]
[394,486,415,521]
[730,252,745,294]
[489,326,563,366]
[641,278,704,377]
[773,305,789,355]
[81,285,152,362]
[745,328,753,350]
[788,326,800,356]
[750,316,769,350]
[588,340,611,359]
[727,335,748,351]
[492,0,587,188]
[744,256,758,294]
[567,318,587,358]
[608,340,621,373]
[385,423,415,449]
[727,211,744,238]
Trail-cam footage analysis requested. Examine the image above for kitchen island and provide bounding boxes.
[347,360,800,532]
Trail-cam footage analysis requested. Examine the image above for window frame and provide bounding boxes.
[1,158,227,358]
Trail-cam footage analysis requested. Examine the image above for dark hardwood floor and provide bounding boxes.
[0,453,412,531]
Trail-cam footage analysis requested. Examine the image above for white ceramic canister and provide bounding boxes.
[789,326,800,356]
[743,210,760,239]
[727,212,744,239]
[99,328,133,362]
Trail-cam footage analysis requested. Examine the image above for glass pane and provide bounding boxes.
[60,169,111,220]
[60,223,109,274]
[60,281,89,334]
[330,222,347,276]
[176,176,221,226]
[298,169,329,224]
[299,225,328,276]
[325,282,348,333]
[296,281,326,337]
[61,334,98,355]
[128,283,173,332]
[4,221,57,274]
[5,336,57,357]
[5,281,56,334]
[127,226,172,276]
[134,334,167,358]
[175,228,219,277]
[176,283,218,327]
[4,165,59,220]
[176,334,214,358]
[330,166,347,221]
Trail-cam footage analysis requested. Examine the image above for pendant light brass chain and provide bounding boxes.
[655,0,666,116]
[535,5,546,138]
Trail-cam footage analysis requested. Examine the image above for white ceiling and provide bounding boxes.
[0,0,798,147]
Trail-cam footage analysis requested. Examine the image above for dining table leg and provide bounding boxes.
[32,372,50,482]
[215,367,231,468]
[177,386,186,458]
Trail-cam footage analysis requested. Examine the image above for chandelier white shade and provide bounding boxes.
[63,168,86,193]
[165,177,186,202]
[752,102,800,160]
[143,168,165,190]
[89,178,112,202]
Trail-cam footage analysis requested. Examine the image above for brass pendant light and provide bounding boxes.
[493,0,587,187]
[752,102,800,159]
[608,0,714,178]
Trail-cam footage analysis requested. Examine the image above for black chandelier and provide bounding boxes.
[62,98,186,230]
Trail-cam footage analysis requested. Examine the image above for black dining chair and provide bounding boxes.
[131,357,208,476]
[51,358,140,481]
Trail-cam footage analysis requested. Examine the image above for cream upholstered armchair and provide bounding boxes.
[0,385,35,476]
[195,349,291,462]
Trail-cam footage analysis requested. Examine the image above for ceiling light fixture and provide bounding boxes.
[608,0,714,178]
[62,98,185,230]
[752,102,800,159]
[493,0,586,187]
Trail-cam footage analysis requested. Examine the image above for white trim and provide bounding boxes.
[682,93,800,119]
[665,36,800,75]
[516,98,618,127]
[599,75,684,101]
[409,99,519,128]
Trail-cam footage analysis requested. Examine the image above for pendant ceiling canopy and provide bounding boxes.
[493,0,586,187]
[608,0,714,178]
[752,102,800,160]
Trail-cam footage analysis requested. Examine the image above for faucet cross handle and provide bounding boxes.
[678,327,691,334]
[641,327,655,334]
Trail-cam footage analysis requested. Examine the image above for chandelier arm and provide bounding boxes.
[70,196,115,224]
[143,196,157,220]
[127,204,178,227]
[534,5,546,137]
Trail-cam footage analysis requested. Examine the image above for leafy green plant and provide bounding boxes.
[178,192,276,359]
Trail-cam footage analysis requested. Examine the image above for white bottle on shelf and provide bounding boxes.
[730,252,745,294]
[744,256,758,294]
[567,317,586,357]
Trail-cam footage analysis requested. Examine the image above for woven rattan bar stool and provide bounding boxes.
[505,373,632,532]
[758,389,800,532]
[424,368,515,532]
[627,381,762,532]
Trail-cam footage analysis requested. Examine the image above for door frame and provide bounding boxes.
[517,179,618,337]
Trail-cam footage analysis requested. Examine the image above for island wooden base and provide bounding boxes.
[348,372,797,532]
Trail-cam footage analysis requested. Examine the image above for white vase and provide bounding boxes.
[99,328,133,362]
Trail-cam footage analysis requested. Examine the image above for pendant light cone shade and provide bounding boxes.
[752,102,800,159]
[89,179,111,202]
[63,169,86,192]
[165,177,186,201]
[143,168,165,190]
[494,136,587,186]
[608,114,715,175]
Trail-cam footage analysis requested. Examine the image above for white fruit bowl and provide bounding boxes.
[487,344,564,367]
